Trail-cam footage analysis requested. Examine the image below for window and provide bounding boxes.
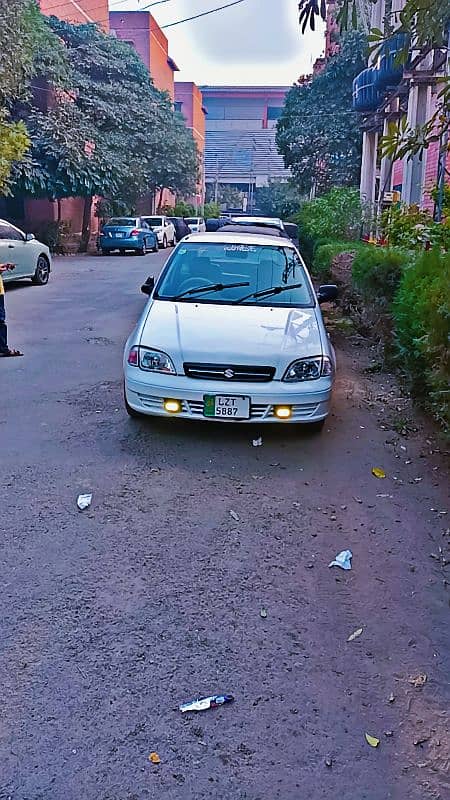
[267,106,283,120]
[0,223,23,241]
[174,101,183,113]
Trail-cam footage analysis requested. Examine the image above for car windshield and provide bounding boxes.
[144,217,162,226]
[155,242,314,307]
[107,218,137,227]
[185,218,199,224]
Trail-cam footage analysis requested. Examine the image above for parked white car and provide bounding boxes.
[141,215,175,248]
[0,219,51,286]
[231,215,284,230]
[185,216,206,233]
[124,231,338,430]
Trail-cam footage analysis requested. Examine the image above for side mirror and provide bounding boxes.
[25,233,35,242]
[141,275,155,295]
[317,284,338,304]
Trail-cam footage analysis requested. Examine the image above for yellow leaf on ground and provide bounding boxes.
[372,467,386,479]
[348,627,363,642]
[365,733,380,748]
[149,752,161,764]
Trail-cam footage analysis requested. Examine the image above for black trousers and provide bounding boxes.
[0,294,8,353]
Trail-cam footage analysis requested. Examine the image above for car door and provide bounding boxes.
[0,222,30,279]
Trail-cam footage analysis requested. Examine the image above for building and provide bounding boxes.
[353,0,449,217]
[39,0,109,30]
[174,83,207,207]
[200,86,291,207]
[109,11,178,99]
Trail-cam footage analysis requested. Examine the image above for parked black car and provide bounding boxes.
[172,217,191,242]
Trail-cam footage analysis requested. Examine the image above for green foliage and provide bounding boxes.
[0,113,30,194]
[382,204,450,251]
[295,187,363,245]
[313,240,368,280]
[95,197,134,221]
[203,202,221,219]
[393,249,450,431]
[205,184,243,209]
[276,33,366,194]
[352,247,412,303]
[173,201,197,217]
[254,181,304,219]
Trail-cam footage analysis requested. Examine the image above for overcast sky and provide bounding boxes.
[108,0,325,85]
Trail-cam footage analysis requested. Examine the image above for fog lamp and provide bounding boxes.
[274,405,292,420]
[164,399,182,414]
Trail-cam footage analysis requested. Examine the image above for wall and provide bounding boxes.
[40,0,109,30]
[174,82,206,206]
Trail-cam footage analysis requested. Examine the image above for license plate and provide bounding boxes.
[114,232,124,238]
[203,395,250,419]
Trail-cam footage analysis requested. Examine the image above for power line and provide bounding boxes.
[160,0,248,30]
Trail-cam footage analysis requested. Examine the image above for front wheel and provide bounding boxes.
[32,255,50,285]
[124,386,146,419]
[162,235,167,249]
[152,239,158,253]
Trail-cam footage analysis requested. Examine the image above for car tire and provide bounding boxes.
[162,235,167,249]
[152,240,158,253]
[31,255,50,285]
[101,248,110,256]
[124,386,146,419]
[137,240,147,256]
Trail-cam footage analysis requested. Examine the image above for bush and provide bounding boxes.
[352,246,412,304]
[313,240,367,280]
[382,203,450,251]
[393,249,450,432]
[203,201,221,219]
[295,187,363,245]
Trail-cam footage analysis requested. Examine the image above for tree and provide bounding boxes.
[254,181,305,218]
[276,32,366,195]
[298,1,450,160]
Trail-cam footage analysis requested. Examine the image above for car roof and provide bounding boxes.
[182,231,296,248]
[219,223,286,238]
[230,215,283,229]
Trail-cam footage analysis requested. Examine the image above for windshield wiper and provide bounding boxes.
[234,282,303,304]
[172,281,249,301]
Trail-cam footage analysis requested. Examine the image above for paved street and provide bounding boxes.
[1,253,449,800]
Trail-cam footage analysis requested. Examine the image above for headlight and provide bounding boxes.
[283,356,333,382]
[138,348,176,374]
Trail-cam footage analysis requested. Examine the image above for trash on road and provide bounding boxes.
[180,694,234,713]
[372,467,386,479]
[252,437,263,447]
[325,757,333,767]
[365,733,380,748]
[77,493,92,511]
[388,692,395,703]
[348,627,363,642]
[148,752,161,764]
[329,549,353,570]
[413,735,430,746]
[229,510,240,522]
[260,607,267,619]
[408,673,427,688]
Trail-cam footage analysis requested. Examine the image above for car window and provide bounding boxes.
[107,218,137,227]
[155,242,314,307]
[185,218,198,225]
[144,217,163,226]
[0,223,23,241]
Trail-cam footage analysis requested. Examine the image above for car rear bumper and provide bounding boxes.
[124,372,333,423]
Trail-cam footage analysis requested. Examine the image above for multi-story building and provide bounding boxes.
[200,86,291,207]
[39,0,109,30]
[109,11,178,99]
[174,83,207,208]
[352,0,449,217]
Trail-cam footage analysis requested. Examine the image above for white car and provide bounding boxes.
[0,219,51,286]
[141,215,175,249]
[231,215,284,230]
[185,216,206,233]
[124,232,338,430]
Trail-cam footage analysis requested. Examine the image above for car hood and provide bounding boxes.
[139,301,323,373]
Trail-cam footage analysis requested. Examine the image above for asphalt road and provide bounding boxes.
[1,252,449,800]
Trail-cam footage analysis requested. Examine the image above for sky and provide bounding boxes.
[108,0,325,86]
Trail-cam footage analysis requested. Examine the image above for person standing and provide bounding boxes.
[0,263,23,357]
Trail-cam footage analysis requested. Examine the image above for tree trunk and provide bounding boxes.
[79,196,93,253]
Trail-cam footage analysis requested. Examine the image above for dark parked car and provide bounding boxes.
[171,217,191,242]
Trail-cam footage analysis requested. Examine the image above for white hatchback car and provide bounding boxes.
[124,232,338,430]
[185,216,206,234]
[141,215,175,249]
[0,219,51,286]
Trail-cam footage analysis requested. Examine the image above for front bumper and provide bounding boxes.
[124,371,333,423]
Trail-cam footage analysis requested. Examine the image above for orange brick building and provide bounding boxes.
[174,82,206,207]
[39,0,109,30]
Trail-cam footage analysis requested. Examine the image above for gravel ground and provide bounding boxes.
[0,253,448,800]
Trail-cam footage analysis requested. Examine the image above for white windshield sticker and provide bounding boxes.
[224,244,257,252]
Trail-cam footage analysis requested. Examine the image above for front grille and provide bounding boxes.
[184,363,275,383]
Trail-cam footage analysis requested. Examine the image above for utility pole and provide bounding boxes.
[433,25,450,222]
[214,155,219,204]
